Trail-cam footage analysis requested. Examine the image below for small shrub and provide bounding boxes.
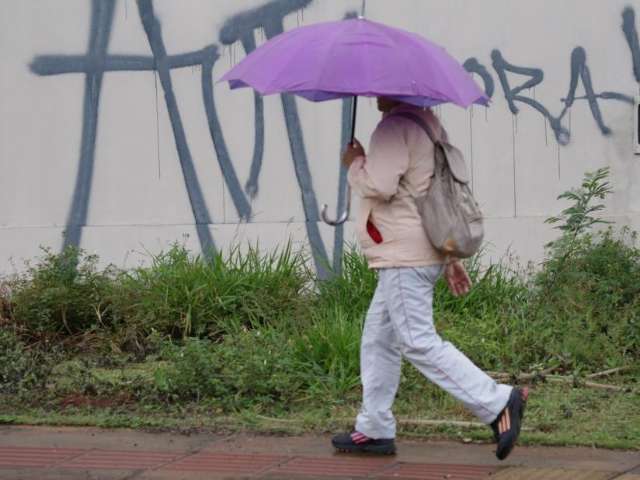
[0,280,12,323]
[531,228,640,367]
[543,228,640,312]
[545,167,613,237]
[113,243,312,344]
[529,167,640,368]
[154,338,229,402]
[9,247,116,340]
[0,328,54,396]
[154,331,303,410]
[224,330,303,409]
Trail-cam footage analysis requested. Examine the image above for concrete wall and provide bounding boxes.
[1,0,639,275]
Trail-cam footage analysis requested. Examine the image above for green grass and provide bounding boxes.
[1,363,637,449]
[111,242,313,344]
[1,237,639,449]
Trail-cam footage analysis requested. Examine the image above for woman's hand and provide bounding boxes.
[445,259,472,296]
[342,138,365,167]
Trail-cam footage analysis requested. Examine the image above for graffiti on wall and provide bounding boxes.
[29,1,640,276]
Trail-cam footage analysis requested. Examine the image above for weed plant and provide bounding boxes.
[8,247,116,342]
[154,331,303,411]
[0,329,55,397]
[110,242,312,346]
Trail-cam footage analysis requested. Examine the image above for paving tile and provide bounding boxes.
[163,452,288,475]
[0,446,85,468]
[0,469,131,480]
[59,449,179,470]
[492,467,614,480]
[378,462,496,479]
[266,456,395,478]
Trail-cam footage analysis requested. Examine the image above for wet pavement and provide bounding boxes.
[0,426,638,479]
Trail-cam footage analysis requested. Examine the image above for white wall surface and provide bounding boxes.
[1,0,639,275]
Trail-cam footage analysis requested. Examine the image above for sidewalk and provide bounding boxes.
[0,426,638,479]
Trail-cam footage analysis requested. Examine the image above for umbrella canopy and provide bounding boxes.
[220,17,488,108]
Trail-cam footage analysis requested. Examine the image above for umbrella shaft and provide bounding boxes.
[350,96,358,144]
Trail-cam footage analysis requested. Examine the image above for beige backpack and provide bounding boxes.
[394,112,484,259]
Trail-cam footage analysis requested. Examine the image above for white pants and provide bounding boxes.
[355,266,512,439]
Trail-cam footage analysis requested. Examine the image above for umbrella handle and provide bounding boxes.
[322,96,357,226]
[321,185,351,226]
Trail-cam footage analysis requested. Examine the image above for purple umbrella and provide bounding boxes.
[220,17,488,225]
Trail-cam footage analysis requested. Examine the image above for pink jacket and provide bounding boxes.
[347,103,447,269]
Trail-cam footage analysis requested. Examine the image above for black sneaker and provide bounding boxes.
[490,389,529,444]
[491,387,529,460]
[331,432,396,455]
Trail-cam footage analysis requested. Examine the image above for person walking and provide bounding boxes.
[331,97,528,461]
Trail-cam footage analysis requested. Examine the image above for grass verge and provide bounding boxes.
[0,362,637,450]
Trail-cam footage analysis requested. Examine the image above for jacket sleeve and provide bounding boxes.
[347,118,410,201]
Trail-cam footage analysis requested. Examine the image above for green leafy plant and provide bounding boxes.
[542,167,613,284]
[154,331,303,410]
[536,168,613,300]
[112,242,312,347]
[546,167,613,236]
[9,247,116,341]
[0,329,55,397]
[530,167,640,367]
[153,338,230,402]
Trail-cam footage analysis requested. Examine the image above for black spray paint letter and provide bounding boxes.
[623,6,640,83]
[57,0,115,249]
[31,0,219,253]
[219,0,338,279]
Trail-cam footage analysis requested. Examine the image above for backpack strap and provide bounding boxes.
[391,112,439,145]
[396,112,471,184]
